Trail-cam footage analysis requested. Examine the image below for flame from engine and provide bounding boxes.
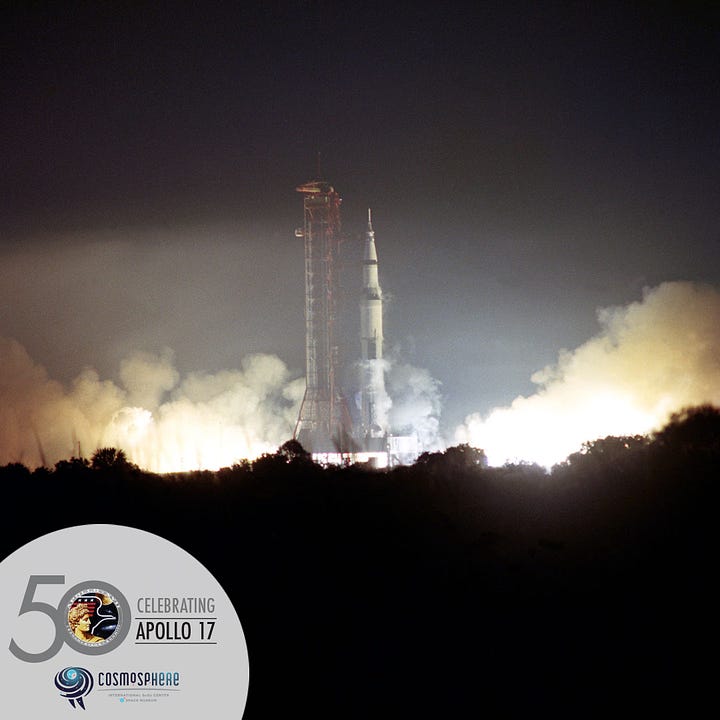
[456,282,720,467]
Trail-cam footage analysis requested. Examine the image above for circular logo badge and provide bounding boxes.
[66,588,122,647]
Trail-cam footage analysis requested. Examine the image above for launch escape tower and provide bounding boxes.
[293,179,351,453]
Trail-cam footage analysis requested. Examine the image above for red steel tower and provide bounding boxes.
[293,179,351,453]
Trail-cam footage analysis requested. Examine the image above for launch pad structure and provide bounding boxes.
[293,177,420,467]
[293,179,352,453]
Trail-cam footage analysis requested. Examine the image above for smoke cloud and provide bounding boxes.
[456,281,720,467]
[0,339,304,472]
[12,279,714,471]
[0,336,443,471]
[386,361,443,451]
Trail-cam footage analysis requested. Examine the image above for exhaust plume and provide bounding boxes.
[0,339,304,472]
[386,361,443,451]
[1,336,442,471]
[456,281,720,467]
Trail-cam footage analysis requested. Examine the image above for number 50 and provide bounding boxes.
[9,576,131,663]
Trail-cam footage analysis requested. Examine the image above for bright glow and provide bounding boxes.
[106,403,280,473]
[459,392,658,468]
[312,451,390,468]
[100,357,305,473]
[0,340,441,472]
[456,282,720,467]
[0,343,304,473]
[4,281,718,472]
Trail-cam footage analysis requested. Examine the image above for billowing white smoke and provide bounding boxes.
[0,340,304,472]
[355,358,392,433]
[456,281,720,467]
[386,362,443,452]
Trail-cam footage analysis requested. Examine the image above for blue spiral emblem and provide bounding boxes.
[54,667,94,710]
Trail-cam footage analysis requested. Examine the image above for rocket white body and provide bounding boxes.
[360,209,389,443]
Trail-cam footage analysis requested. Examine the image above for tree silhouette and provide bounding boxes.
[443,443,488,468]
[416,443,487,472]
[1,405,718,718]
[0,462,31,481]
[54,456,91,476]
[90,447,133,471]
[653,404,720,456]
[277,439,313,464]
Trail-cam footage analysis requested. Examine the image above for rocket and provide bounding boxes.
[359,209,388,443]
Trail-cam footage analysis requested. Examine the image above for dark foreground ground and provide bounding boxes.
[1,407,718,718]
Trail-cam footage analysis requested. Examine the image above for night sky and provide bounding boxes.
[2,2,719,449]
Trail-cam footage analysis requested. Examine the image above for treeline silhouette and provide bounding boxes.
[1,406,718,718]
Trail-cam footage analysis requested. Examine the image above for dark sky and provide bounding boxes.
[2,1,719,437]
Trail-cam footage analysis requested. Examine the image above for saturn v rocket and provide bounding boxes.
[292,178,390,456]
[359,209,389,449]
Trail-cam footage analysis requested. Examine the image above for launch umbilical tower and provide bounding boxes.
[294,179,351,453]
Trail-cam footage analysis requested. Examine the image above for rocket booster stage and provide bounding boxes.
[359,209,388,442]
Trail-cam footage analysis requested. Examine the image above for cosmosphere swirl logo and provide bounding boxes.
[54,666,94,709]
